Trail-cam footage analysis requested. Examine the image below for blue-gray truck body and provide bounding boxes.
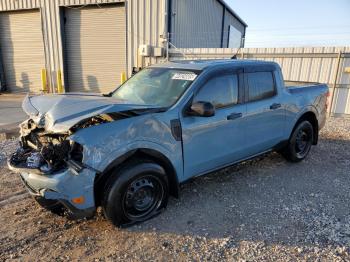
[8,60,328,218]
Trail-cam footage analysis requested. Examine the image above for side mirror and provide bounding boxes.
[190,101,215,117]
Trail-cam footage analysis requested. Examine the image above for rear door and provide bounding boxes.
[181,70,247,179]
[244,70,285,155]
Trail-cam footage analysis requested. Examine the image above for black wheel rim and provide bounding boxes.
[295,127,312,158]
[122,175,164,221]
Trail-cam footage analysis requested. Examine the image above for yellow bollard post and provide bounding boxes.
[41,69,48,93]
[120,71,127,84]
[57,70,64,93]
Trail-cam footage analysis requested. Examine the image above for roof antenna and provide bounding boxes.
[231,46,242,59]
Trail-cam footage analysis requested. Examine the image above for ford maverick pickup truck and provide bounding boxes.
[9,60,329,226]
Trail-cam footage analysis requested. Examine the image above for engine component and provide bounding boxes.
[26,152,44,168]
[70,143,84,162]
[10,148,31,168]
[40,164,53,173]
[40,140,71,170]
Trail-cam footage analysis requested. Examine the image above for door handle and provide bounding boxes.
[227,112,242,120]
[270,103,281,110]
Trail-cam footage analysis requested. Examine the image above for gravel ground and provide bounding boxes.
[0,117,349,261]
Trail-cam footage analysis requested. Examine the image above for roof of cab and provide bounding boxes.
[150,59,279,71]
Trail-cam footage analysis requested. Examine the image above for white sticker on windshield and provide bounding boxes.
[172,72,197,81]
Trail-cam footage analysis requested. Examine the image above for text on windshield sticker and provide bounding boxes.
[172,73,197,81]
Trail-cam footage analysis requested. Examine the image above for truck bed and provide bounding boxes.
[284,81,324,88]
[284,81,328,95]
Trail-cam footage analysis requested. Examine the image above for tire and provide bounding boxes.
[34,196,65,215]
[103,159,169,227]
[282,120,314,162]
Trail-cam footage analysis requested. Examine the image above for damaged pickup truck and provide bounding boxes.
[9,60,329,227]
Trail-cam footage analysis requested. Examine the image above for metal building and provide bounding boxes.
[0,0,246,94]
[169,0,247,48]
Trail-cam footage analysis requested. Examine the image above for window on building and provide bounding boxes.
[228,25,242,48]
[194,74,238,108]
[247,72,276,102]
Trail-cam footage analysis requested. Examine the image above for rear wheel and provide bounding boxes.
[103,160,169,227]
[282,120,314,162]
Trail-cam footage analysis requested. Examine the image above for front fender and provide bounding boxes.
[69,115,184,181]
[84,140,183,180]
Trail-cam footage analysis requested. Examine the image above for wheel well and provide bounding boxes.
[294,112,319,145]
[94,149,180,206]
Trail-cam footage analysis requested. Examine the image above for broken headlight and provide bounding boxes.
[14,120,85,173]
[36,141,84,172]
[70,142,84,163]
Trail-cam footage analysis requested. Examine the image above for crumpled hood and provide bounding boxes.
[22,93,160,133]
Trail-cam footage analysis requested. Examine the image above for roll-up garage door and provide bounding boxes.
[64,4,126,93]
[0,10,45,93]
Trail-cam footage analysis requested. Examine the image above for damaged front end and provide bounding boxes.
[7,116,110,219]
[9,118,84,174]
[7,108,143,218]
[8,94,167,219]
[9,107,157,174]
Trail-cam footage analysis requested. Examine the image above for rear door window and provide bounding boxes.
[246,72,276,102]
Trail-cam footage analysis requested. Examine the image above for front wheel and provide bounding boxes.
[103,160,169,227]
[282,120,314,162]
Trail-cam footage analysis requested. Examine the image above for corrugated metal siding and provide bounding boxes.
[0,9,45,93]
[127,0,167,72]
[170,0,223,48]
[0,51,5,91]
[169,46,350,115]
[0,0,166,92]
[64,4,126,93]
[0,0,41,10]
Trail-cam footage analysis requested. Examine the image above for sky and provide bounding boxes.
[225,0,350,48]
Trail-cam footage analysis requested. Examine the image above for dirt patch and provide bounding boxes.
[0,117,350,261]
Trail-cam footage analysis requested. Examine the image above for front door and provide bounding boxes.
[181,72,247,179]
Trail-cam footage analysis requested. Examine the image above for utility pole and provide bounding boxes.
[329,51,342,116]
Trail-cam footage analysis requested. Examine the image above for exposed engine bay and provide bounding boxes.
[9,118,87,174]
[9,105,165,174]
[9,115,115,173]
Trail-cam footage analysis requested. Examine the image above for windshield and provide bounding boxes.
[112,68,199,107]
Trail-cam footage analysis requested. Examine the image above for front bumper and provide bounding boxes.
[8,157,97,219]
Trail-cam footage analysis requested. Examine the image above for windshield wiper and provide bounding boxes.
[129,107,168,115]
